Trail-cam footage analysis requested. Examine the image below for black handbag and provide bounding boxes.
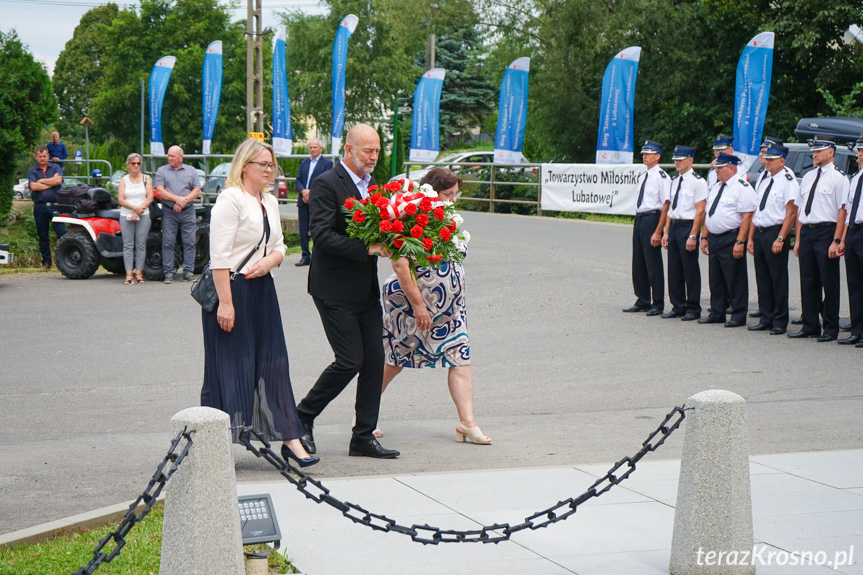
[191,204,270,312]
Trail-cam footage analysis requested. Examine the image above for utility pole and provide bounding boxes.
[246,0,263,133]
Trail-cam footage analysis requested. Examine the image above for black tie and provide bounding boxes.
[672,176,683,210]
[708,183,726,217]
[851,174,863,225]
[804,168,821,216]
[637,173,647,209]
[758,177,774,211]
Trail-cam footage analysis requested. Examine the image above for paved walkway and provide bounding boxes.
[237,449,863,574]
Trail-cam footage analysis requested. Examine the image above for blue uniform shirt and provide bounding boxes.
[27,162,64,203]
[46,141,68,165]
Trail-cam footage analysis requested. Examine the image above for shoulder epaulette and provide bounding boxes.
[693,172,703,179]
[739,178,751,187]
[837,169,846,176]
[786,172,793,181]
[659,170,668,178]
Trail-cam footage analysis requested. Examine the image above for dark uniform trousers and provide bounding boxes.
[753,225,790,330]
[707,229,748,323]
[798,224,840,337]
[632,211,664,309]
[667,220,701,315]
[844,225,863,337]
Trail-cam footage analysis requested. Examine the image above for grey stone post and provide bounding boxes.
[670,390,754,575]
[160,407,244,575]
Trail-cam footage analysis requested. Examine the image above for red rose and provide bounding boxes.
[393,235,405,248]
[379,220,391,232]
[368,184,379,192]
[360,198,369,205]
[369,193,382,205]
[422,237,434,251]
[344,198,356,209]
[439,228,452,241]
[376,197,390,208]
[353,210,366,223]
[428,254,442,263]
[433,207,445,221]
[419,198,433,211]
[416,213,429,227]
[410,225,423,238]
[404,203,417,215]
[378,205,390,217]
[448,223,457,233]
[384,182,401,193]
[390,220,404,233]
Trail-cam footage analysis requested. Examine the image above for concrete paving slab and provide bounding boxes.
[751,450,863,489]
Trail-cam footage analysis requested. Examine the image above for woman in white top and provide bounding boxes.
[201,139,318,467]
[117,153,154,284]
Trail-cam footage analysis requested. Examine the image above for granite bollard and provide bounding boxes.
[670,390,754,575]
[160,407,244,575]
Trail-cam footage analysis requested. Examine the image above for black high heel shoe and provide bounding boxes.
[281,444,320,468]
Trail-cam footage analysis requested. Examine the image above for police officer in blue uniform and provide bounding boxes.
[623,140,671,316]
[661,145,707,320]
[789,137,849,341]
[698,153,756,327]
[746,143,799,335]
[837,137,863,347]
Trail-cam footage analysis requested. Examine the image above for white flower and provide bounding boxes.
[452,213,464,226]
[419,183,437,197]
[461,230,471,244]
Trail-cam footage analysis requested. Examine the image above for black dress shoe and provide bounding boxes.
[697,316,723,324]
[856,340,863,348]
[837,335,861,345]
[749,310,763,318]
[281,444,320,468]
[747,323,769,331]
[300,421,316,455]
[724,320,745,328]
[791,316,803,325]
[348,437,400,459]
[646,308,663,317]
[661,311,684,319]
[769,327,786,335]
[622,304,649,313]
[295,256,310,267]
[680,313,700,321]
[817,333,838,342]
[787,330,816,339]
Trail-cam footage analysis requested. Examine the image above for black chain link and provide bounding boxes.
[239,405,687,545]
[71,427,195,575]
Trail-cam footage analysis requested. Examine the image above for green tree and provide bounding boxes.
[0,30,57,220]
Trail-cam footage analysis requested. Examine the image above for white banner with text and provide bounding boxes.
[541,163,646,215]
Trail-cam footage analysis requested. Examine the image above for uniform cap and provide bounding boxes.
[762,144,788,159]
[672,145,696,160]
[810,136,836,151]
[760,136,783,149]
[712,134,734,150]
[713,153,741,167]
[640,139,663,155]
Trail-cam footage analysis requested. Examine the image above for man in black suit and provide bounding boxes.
[296,124,400,459]
[294,138,333,266]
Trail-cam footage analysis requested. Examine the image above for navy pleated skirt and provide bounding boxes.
[201,273,303,444]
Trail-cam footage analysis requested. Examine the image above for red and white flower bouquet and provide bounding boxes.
[342,179,470,268]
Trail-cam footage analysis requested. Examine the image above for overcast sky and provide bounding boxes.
[0,0,326,75]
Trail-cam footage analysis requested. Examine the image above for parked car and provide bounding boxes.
[390,151,532,183]
[13,179,29,199]
[203,162,288,200]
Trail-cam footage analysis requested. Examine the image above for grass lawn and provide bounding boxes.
[0,504,296,574]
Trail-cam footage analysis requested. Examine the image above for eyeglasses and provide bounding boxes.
[248,161,277,170]
[129,162,141,165]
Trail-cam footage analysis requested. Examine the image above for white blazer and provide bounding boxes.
[209,186,286,274]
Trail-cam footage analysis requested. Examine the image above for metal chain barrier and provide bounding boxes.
[239,405,688,545]
[72,427,195,575]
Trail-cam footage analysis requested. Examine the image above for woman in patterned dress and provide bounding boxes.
[379,168,490,445]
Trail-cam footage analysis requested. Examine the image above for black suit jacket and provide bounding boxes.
[307,162,380,302]
[295,156,334,207]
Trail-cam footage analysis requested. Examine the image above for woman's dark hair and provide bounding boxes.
[419,168,461,193]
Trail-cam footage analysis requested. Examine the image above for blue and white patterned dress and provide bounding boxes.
[382,251,469,368]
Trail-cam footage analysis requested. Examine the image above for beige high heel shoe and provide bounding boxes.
[455,421,491,445]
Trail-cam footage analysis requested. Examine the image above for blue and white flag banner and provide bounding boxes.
[541,163,646,215]
[149,55,176,156]
[331,14,358,154]
[494,57,530,164]
[595,46,641,164]
[409,68,446,163]
[271,28,292,155]
[734,32,774,170]
[202,41,222,155]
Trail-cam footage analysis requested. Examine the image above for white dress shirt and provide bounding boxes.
[795,162,848,225]
[636,165,671,213]
[340,160,371,199]
[845,169,863,226]
[707,164,745,189]
[752,166,799,228]
[705,177,756,234]
[668,169,708,220]
[209,186,286,274]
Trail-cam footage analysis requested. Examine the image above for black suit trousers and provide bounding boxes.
[632,212,664,309]
[297,204,310,257]
[297,295,384,440]
[753,227,790,329]
[707,231,748,323]
[844,226,863,336]
[798,225,840,337]
[667,221,701,315]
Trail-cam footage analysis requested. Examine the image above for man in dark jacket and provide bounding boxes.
[294,138,333,266]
